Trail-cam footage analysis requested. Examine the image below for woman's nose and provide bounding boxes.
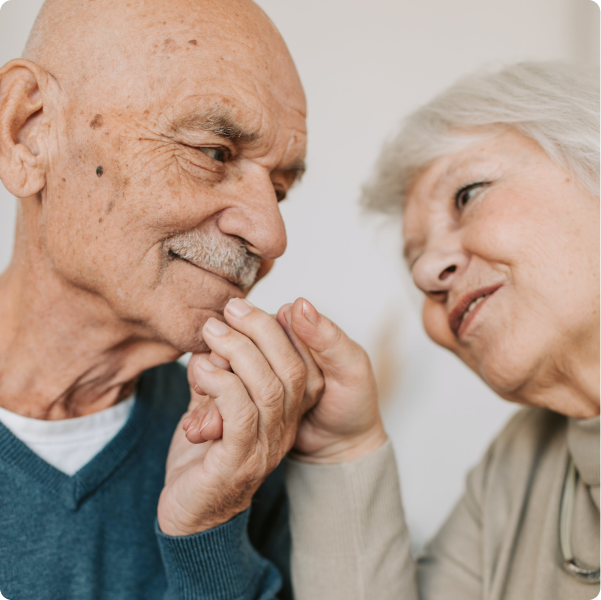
[412,249,468,298]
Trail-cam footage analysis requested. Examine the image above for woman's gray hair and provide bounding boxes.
[362,61,600,214]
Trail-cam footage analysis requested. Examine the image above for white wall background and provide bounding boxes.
[0,0,599,552]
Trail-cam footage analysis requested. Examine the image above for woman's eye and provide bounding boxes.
[454,181,491,210]
[199,147,227,162]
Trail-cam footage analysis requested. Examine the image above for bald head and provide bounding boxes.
[23,0,303,107]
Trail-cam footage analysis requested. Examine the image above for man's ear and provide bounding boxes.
[0,59,53,198]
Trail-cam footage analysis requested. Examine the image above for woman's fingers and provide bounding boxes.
[277,303,325,413]
[185,404,223,443]
[289,297,373,388]
[286,297,387,464]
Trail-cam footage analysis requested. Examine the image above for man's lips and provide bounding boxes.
[448,284,502,338]
[169,251,241,290]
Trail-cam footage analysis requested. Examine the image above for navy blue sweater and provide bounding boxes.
[0,362,292,599]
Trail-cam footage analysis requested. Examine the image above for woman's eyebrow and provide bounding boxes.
[403,239,420,263]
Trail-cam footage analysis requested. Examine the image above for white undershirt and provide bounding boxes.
[0,396,135,476]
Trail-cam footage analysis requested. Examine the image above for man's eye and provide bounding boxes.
[199,147,227,162]
[275,188,286,202]
[454,181,491,210]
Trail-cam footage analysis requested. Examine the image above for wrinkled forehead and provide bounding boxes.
[45,0,306,121]
[401,130,544,255]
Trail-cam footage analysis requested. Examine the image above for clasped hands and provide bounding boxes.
[157,297,386,537]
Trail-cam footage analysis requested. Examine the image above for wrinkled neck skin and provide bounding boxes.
[0,199,181,420]
[478,322,601,419]
[519,360,599,421]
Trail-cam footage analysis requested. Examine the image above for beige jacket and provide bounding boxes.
[286,408,600,600]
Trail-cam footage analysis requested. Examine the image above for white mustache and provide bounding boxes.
[166,227,261,290]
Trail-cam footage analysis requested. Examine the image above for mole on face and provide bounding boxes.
[90,114,104,129]
[188,39,198,46]
[96,166,104,177]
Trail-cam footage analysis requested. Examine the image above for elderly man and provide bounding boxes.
[0,0,336,597]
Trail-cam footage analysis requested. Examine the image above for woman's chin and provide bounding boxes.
[467,343,540,403]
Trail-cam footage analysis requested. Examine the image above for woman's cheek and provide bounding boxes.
[422,298,457,351]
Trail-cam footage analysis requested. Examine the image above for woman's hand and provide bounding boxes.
[157,298,323,537]
[277,298,387,464]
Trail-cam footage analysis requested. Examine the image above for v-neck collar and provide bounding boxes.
[0,369,157,511]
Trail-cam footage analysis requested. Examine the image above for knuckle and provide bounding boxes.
[261,378,285,406]
[223,330,254,354]
[330,322,347,348]
[236,402,259,429]
[282,357,307,393]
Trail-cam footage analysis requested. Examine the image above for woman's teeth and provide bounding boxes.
[461,293,491,323]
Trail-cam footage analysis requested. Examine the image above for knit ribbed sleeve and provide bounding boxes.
[156,509,282,600]
[285,439,417,600]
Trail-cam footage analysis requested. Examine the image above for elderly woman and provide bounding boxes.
[283,61,599,600]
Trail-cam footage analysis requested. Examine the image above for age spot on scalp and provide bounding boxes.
[90,114,104,130]
[163,38,177,53]
[96,166,104,177]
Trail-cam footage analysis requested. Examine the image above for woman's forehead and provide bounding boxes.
[405,131,537,205]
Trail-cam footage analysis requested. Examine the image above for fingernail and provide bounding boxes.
[198,356,217,372]
[205,318,230,336]
[302,299,321,326]
[226,298,253,317]
[182,413,193,430]
[198,410,213,434]
[193,384,205,395]
[186,412,201,432]
[284,305,292,327]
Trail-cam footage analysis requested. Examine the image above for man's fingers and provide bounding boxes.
[187,352,231,396]
[202,317,286,425]
[191,356,258,454]
[289,298,372,387]
[223,299,307,400]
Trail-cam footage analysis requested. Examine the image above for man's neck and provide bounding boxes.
[0,254,180,420]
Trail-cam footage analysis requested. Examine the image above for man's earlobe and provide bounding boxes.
[0,59,52,198]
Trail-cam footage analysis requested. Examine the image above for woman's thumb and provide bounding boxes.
[290,298,368,381]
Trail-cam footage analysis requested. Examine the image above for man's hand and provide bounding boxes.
[277,298,387,464]
[157,298,323,537]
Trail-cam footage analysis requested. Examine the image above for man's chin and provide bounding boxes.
[149,308,225,356]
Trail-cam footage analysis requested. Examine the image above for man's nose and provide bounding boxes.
[412,245,469,298]
[216,173,287,260]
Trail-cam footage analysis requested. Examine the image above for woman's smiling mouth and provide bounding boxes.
[449,284,503,339]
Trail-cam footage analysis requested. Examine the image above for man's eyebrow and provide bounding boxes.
[281,159,306,183]
[172,106,259,144]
